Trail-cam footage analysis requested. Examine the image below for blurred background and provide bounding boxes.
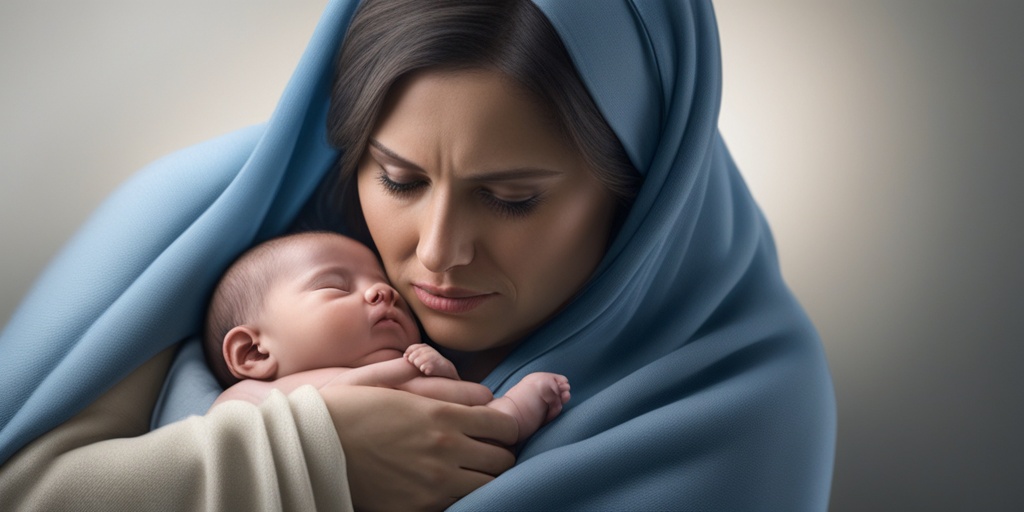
[1,1,1021,510]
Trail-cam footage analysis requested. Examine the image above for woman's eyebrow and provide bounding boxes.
[369,139,423,171]
[465,167,561,183]
[369,138,560,182]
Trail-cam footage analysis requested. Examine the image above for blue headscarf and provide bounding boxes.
[0,1,836,509]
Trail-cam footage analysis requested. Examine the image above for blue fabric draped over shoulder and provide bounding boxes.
[0,1,836,510]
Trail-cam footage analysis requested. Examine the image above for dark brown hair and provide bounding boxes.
[298,0,640,236]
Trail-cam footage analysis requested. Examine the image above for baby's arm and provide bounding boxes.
[212,344,490,409]
[212,367,365,408]
[399,345,573,443]
[213,346,570,445]
[213,359,426,409]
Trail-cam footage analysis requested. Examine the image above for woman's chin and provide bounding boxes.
[422,322,502,353]
[423,314,535,353]
[424,322,523,353]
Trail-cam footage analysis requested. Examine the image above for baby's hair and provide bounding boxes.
[203,231,335,387]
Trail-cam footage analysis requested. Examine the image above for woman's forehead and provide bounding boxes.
[371,69,580,175]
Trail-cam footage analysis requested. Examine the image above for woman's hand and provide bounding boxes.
[319,385,518,511]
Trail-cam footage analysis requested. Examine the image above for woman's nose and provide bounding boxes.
[416,192,474,273]
[365,282,398,306]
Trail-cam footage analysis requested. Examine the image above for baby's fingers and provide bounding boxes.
[404,343,429,358]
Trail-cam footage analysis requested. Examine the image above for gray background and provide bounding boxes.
[1,2,1021,510]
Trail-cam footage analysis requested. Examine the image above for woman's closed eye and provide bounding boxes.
[477,189,544,218]
[376,167,544,218]
[376,168,425,195]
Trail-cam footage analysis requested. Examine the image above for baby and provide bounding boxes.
[203,231,570,443]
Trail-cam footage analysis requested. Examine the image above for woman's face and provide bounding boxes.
[357,69,617,353]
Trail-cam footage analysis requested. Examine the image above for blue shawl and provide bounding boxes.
[0,1,836,509]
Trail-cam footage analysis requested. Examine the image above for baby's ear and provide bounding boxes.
[223,325,278,381]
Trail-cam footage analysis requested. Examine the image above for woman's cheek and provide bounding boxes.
[357,171,388,240]
[357,173,411,276]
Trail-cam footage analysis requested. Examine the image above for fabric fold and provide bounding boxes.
[0,0,358,464]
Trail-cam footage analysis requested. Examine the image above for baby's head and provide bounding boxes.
[204,231,420,387]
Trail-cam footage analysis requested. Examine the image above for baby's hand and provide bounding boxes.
[404,343,460,380]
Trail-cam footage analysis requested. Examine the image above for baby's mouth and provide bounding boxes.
[371,307,405,328]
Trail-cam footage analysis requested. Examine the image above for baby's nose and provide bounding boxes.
[365,283,397,306]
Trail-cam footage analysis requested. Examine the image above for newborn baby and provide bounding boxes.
[203,231,569,443]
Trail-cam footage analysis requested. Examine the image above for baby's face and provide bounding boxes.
[258,234,421,376]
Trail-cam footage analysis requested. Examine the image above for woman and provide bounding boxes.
[0,0,836,510]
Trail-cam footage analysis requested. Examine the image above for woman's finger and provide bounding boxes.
[451,433,517,477]
[446,466,501,500]
[441,403,520,446]
[320,386,519,510]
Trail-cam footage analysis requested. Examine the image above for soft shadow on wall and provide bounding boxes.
[717,1,1024,511]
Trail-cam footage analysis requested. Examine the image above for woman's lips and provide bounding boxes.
[412,284,494,314]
